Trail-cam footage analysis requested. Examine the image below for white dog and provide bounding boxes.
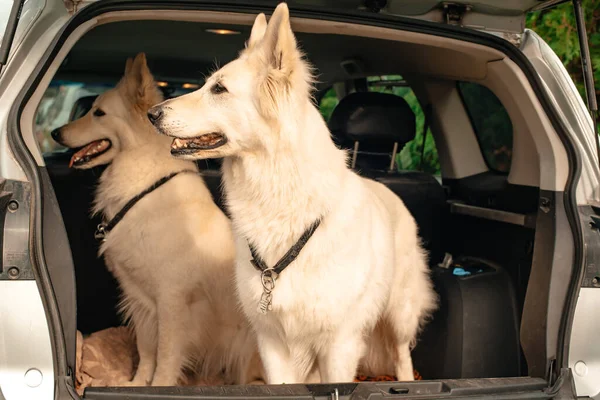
[148,4,436,384]
[52,53,262,386]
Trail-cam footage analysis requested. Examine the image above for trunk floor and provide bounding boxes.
[75,327,422,395]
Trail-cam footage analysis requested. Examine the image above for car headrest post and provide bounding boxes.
[351,141,360,169]
[390,142,398,171]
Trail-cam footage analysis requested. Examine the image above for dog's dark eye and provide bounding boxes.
[211,82,228,95]
[93,109,106,117]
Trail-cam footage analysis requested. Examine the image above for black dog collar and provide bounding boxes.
[95,170,195,242]
[249,219,322,314]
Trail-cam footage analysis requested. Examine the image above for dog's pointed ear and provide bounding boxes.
[253,3,313,118]
[247,13,267,49]
[124,57,134,76]
[121,53,163,110]
[131,53,153,97]
[258,3,298,74]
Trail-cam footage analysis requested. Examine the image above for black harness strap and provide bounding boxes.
[95,170,194,241]
[248,219,321,276]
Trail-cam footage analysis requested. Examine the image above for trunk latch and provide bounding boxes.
[63,0,83,14]
[442,2,472,25]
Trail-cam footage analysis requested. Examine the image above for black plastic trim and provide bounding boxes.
[5,0,584,396]
[39,166,78,370]
[83,378,550,400]
[576,205,600,288]
[521,191,572,379]
[444,172,540,214]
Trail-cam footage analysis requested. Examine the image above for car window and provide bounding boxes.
[457,81,513,173]
[36,80,199,155]
[319,75,440,175]
[35,82,114,154]
[319,86,340,122]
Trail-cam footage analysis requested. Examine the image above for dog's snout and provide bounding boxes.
[51,127,62,142]
[147,107,164,125]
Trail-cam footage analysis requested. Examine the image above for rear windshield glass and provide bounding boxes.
[36,81,113,154]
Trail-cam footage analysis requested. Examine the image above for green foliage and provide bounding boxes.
[526,1,600,122]
[319,87,339,121]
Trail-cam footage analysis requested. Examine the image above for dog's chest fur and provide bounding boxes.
[223,153,396,339]
[93,146,217,293]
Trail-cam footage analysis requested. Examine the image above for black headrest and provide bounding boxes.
[69,95,98,122]
[328,92,416,150]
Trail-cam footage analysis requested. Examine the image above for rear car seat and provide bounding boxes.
[328,91,446,267]
[328,92,521,380]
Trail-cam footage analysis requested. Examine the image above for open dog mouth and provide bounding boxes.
[170,133,227,156]
[69,139,112,167]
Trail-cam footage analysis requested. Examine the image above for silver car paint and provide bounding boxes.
[520,30,600,399]
[0,281,55,400]
[521,30,600,206]
[0,2,598,400]
[568,288,600,398]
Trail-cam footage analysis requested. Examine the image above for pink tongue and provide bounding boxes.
[69,140,104,168]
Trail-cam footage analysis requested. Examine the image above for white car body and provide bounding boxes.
[0,1,597,399]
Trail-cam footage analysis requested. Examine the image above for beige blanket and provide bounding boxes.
[74,327,229,395]
[75,327,421,395]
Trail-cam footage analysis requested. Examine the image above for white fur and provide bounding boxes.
[54,53,262,386]
[151,3,437,384]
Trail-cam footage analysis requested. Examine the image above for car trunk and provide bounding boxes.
[3,0,588,399]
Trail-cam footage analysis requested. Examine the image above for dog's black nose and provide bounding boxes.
[147,107,163,125]
[51,128,61,142]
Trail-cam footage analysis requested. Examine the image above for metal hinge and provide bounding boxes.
[63,0,82,15]
[0,179,34,281]
[442,2,472,25]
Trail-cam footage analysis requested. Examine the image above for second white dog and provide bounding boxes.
[53,53,261,386]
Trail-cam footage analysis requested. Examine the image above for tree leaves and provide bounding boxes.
[527,1,600,111]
